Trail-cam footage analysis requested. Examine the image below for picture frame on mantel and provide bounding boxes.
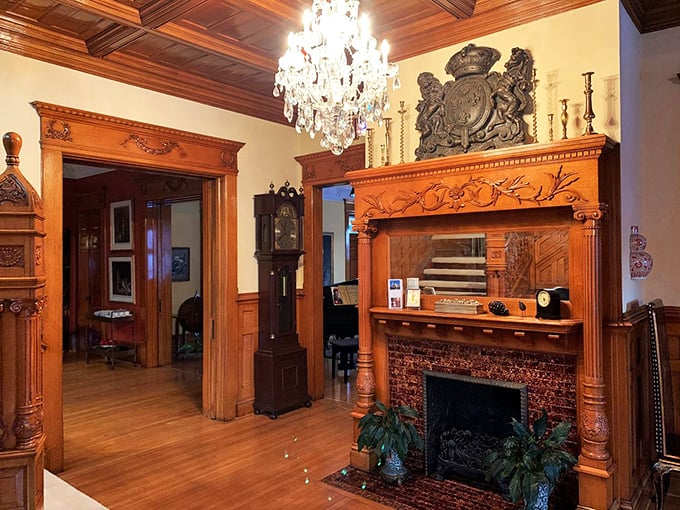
[109,256,135,303]
[110,200,133,250]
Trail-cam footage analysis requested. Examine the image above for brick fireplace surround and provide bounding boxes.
[388,335,579,508]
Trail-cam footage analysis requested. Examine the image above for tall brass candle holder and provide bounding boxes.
[548,113,554,142]
[366,128,374,168]
[380,144,386,167]
[582,71,596,135]
[398,101,406,163]
[532,68,539,143]
[383,118,392,166]
[560,99,569,139]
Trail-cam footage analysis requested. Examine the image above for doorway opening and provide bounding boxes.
[321,183,358,403]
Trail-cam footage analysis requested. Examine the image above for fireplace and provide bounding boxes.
[423,370,528,486]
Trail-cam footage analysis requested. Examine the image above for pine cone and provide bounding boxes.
[488,300,509,316]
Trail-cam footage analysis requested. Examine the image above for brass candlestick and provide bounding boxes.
[366,128,374,168]
[398,101,406,163]
[532,68,539,143]
[380,144,385,166]
[560,99,569,139]
[582,71,596,135]
[548,113,554,142]
[383,118,392,166]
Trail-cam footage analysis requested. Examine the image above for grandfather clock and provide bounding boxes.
[253,182,311,419]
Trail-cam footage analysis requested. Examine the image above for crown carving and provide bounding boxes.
[444,44,500,79]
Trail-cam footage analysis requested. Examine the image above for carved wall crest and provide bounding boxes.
[0,174,29,205]
[415,44,533,159]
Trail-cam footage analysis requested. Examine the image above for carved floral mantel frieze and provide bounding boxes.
[359,164,585,219]
[350,135,615,224]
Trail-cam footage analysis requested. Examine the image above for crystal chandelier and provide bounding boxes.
[273,0,400,155]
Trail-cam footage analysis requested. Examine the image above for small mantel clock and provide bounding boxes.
[253,181,311,418]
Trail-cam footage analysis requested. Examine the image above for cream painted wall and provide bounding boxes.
[0,51,320,294]
[619,6,644,310]
[322,199,346,284]
[639,25,680,307]
[171,201,202,314]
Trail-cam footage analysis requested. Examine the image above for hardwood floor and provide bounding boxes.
[58,354,383,509]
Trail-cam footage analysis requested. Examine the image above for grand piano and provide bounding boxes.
[323,279,358,347]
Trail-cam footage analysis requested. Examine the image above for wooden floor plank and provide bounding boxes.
[58,355,386,509]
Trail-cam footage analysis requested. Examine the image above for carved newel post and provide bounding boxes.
[0,132,47,509]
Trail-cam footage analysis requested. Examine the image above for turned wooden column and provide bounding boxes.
[573,203,614,510]
[0,132,46,510]
[349,219,378,471]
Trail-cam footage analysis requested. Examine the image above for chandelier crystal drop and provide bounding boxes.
[273,0,400,155]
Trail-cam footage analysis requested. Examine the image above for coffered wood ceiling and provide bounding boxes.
[1,0,677,126]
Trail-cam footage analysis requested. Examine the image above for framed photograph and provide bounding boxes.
[110,200,133,250]
[388,278,403,309]
[109,256,135,303]
[171,247,190,282]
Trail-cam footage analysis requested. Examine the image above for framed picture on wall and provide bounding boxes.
[110,200,133,250]
[171,247,190,282]
[109,256,135,303]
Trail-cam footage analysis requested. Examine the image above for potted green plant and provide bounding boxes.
[485,409,577,510]
[357,400,424,485]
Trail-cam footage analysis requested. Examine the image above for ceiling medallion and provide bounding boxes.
[274,0,400,155]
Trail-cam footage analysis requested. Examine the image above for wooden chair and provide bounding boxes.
[648,299,680,509]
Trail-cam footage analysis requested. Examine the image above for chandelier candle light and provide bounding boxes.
[273,0,400,155]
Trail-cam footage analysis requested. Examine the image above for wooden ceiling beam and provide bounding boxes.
[57,0,275,71]
[86,25,145,57]
[139,0,209,29]
[428,0,477,19]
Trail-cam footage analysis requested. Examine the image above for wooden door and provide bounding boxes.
[144,201,173,367]
[76,203,104,350]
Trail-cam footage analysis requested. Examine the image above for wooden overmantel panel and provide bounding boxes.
[349,135,616,224]
[31,102,244,176]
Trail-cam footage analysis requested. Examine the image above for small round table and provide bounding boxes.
[329,336,359,384]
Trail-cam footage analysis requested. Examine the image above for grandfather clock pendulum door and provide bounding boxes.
[253,182,311,419]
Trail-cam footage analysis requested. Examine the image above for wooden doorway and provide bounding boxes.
[35,102,244,471]
[297,145,365,400]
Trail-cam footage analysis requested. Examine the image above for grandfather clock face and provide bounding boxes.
[274,202,299,251]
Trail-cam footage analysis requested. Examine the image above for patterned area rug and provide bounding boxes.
[322,466,517,510]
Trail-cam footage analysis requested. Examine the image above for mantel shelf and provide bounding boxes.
[370,306,583,336]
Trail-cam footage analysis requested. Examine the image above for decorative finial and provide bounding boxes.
[3,132,22,167]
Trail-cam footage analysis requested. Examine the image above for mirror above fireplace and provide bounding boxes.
[389,227,569,299]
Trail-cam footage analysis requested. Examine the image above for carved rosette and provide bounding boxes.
[12,403,44,449]
[0,246,24,267]
[4,297,48,317]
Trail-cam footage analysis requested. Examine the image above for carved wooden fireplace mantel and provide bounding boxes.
[347,134,624,510]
